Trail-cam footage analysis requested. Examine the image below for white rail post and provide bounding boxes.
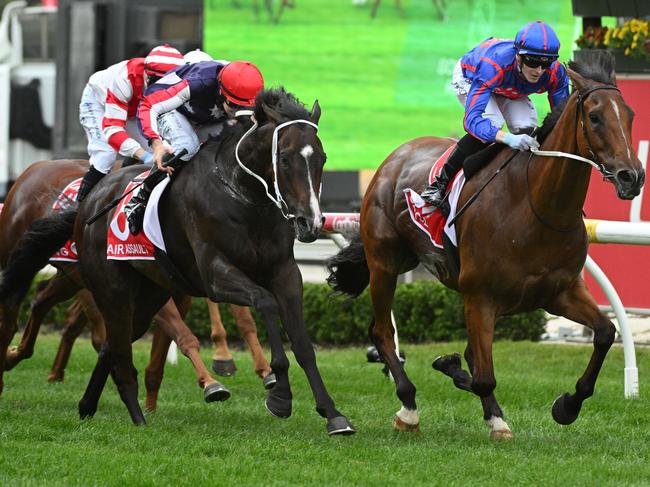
[584,255,639,398]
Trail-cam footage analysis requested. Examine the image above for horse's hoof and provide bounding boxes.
[262,372,277,390]
[212,359,237,377]
[78,400,96,420]
[47,372,64,383]
[432,352,461,373]
[327,416,356,436]
[490,429,513,440]
[265,392,292,419]
[132,416,147,426]
[552,393,581,425]
[204,382,231,403]
[392,415,420,432]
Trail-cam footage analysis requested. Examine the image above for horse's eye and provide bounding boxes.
[589,113,600,125]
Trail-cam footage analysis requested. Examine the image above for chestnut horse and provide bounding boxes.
[0,88,354,435]
[0,159,271,408]
[327,51,644,438]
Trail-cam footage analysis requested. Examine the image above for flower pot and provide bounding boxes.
[573,48,650,74]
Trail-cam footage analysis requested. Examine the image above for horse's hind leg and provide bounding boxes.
[228,303,273,383]
[545,278,616,425]
[7,272,79,370]
[78,342,113,419]
[208,300,237,376]
[362,231,419,432]
[462,294,512,438]
[143,326,171,413]
[48,296,88,382]
[156,296,230,403]
[0,301,20,395]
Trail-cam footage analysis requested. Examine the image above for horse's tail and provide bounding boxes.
[326,235,370,297]
[0,210,77,305]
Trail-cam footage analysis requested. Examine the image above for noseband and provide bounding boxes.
[234,114,319,221]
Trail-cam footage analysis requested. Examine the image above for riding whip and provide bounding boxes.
[85,149,188,225]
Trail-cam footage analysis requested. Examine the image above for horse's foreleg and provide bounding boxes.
[545,278,616,425]
[208,300,237,376]
[48,297,88,382]
[77,289,106,352]
[156,298,230,403]
[271,263,355,435]
[228,303,272,380]
[463,294,511,439]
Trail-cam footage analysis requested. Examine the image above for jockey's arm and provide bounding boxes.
[102,77,148,161]
[138,80,191,171]
[463,79,501,143]
[547,62,570,110]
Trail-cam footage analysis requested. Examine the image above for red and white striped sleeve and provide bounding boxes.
[102,71,142,157]
[137,79,191,142]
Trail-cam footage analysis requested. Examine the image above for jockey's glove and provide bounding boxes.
[140,151,154,166]
[502,133,540,152]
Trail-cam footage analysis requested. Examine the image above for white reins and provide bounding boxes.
[530,148,612,177]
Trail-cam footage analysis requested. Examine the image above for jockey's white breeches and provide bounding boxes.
[156,110,225,161]
[79,85,148,174]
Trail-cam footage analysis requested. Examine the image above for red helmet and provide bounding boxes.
[144,44,185,76]
[218,61,264,107]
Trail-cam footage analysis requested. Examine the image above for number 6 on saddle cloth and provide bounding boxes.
[85,149,188,226]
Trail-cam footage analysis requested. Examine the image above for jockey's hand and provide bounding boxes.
[502,133,540,152]
[151,139,175,174]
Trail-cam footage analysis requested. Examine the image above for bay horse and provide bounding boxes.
[327,51,644,438]
[0,88,355,435]
[0,159,271,409]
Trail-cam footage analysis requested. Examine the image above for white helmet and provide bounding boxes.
[184,49,214,64]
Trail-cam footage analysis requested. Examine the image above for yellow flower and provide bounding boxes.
[625,47,631,55]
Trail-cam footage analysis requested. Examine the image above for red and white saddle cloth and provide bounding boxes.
[50,178,82,262]
[106,170,169,260]
[48,171,169,262]
[403,144,466,249]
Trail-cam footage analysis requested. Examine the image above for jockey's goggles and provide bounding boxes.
[520,55,554,70]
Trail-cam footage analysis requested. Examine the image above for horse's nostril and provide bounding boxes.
[320,216,326,226]
[617,169,636,185]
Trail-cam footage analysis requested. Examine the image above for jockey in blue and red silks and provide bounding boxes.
[125,58,265,234]
[421,20,570,207]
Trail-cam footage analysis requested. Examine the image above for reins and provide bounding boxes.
[234,113,318,221]
[449,84,619,229]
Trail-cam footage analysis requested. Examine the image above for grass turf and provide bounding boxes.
[0,334,648,485]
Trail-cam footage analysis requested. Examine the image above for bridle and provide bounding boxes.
[233,111,318,221]
[531,84,620,180]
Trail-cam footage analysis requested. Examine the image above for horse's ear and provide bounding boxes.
[310,100,321,125]
[567,68,588,92]
[261,103,284,125]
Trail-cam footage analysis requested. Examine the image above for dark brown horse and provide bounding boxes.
[0,160,235,409]
[327,51,644,438]
[0,88,354,435]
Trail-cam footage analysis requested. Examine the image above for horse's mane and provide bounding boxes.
[536,50,616,143]
[254,87,310,122]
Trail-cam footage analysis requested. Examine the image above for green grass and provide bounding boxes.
[1,334,649,485]
[204,0,576,170]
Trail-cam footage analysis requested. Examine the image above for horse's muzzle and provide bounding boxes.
[294,215,324,243]
[614,168,645,200]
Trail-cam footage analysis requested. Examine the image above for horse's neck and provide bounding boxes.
[529,98,592,227]
[218,126,275,205]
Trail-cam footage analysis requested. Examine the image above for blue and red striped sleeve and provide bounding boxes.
[547,62,570,109]
[463,58,504,142]
[137,79,191,142]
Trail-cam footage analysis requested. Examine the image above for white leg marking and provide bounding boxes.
[396,406,420,425]
[486,415,511,433]
[611,99,632,160]
[301,144,322,230]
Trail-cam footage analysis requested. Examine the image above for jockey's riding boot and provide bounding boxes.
[125,164,167,235]
[420,146,465,207]
[76,166,106,203]
[420,133,488,207]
